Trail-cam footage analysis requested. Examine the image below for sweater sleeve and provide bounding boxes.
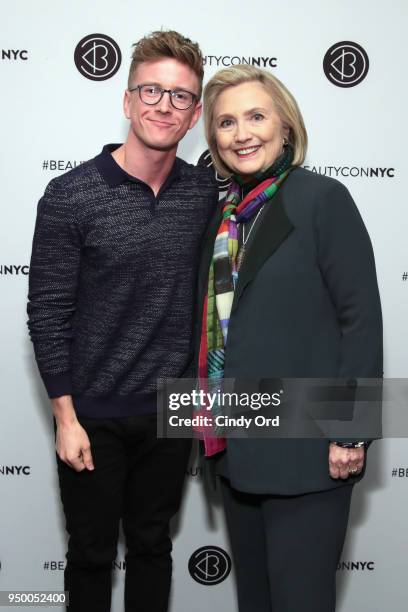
[27,179,82,398]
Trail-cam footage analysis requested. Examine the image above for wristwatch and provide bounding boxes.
[331,441,366,449]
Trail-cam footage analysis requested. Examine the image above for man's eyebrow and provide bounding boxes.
[138,82,192,91]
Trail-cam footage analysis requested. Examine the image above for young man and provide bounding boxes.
[27,31,217,612]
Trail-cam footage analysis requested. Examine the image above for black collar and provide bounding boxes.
[94,143,181,188]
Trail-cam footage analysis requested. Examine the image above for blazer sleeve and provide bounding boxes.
[315,180,383,378]
[314,180,383,443]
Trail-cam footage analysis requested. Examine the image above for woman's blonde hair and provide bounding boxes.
[204,65,308,177]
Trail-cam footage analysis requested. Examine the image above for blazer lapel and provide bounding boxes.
[232,189,294,310]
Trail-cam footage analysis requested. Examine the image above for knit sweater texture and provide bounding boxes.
[27,144,218,417]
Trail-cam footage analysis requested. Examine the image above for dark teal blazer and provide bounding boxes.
[196,167,382,495]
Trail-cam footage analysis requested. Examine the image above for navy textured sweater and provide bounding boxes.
[27,144,218,417]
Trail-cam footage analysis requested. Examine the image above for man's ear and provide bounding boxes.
[188,101,202,130]
[124,89,131,120]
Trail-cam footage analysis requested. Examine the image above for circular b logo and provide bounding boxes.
[197,150,231,196]
[188,546,231,585]
[74,34,121,81]
[323,41,369,88]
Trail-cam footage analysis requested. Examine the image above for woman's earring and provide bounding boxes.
[282,137,288,147]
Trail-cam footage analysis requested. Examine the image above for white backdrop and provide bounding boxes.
[1,1,407,610]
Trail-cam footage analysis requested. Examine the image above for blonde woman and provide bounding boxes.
[197,65,382,611]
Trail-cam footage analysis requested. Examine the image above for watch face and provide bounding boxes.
[333,441,365,448]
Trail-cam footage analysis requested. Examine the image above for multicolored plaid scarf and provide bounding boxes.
[198,148,293,456]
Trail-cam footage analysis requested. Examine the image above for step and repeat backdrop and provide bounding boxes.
[1,1,407,610]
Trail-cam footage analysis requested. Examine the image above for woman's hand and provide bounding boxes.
[328,443,365,479]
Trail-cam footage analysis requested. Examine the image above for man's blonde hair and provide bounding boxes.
[128,30,204,97]
[204,65,308,177]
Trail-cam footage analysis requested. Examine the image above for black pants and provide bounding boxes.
[220,478,353,612]
[56,415,191,612]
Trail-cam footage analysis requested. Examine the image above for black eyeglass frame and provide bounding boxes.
[128,84,198,110]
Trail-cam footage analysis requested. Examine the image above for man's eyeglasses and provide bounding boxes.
[128,84,198,110]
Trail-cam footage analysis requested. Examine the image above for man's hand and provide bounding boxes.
[56,421,94,472]
[328,442,364,480]
[52,395,94,472]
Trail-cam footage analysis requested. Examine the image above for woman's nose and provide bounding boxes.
[234,121,251,143]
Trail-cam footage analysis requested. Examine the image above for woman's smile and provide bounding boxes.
[235,145,262,158]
